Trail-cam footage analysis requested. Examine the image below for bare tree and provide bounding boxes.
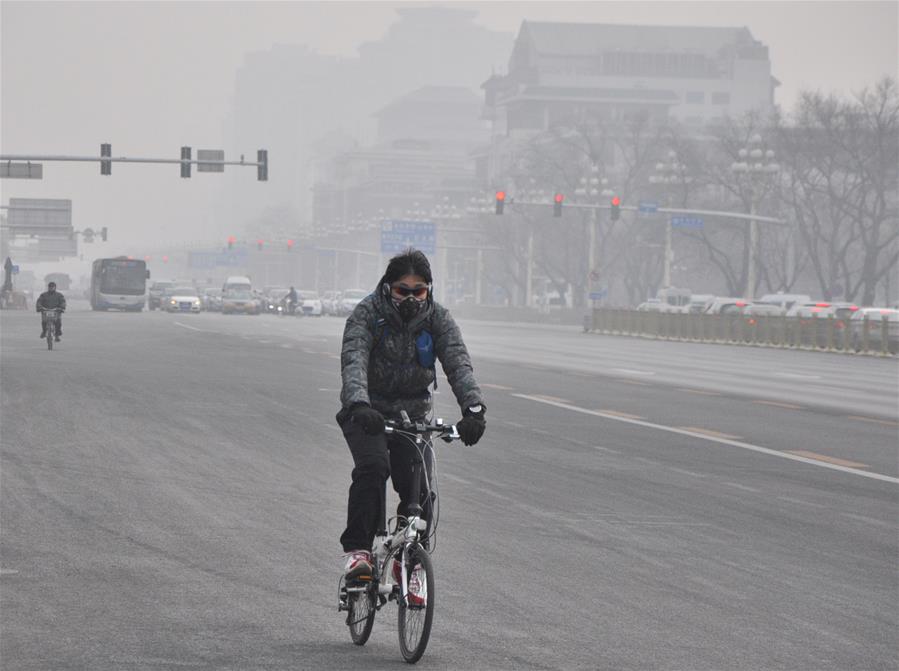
[774,78,899,303]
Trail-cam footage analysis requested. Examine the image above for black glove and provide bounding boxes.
[352,403,385,435]
[456,408,486,446]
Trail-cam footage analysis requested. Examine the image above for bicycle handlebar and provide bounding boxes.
[384,417,460,443]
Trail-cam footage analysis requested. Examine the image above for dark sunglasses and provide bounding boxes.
[391,284,429,299]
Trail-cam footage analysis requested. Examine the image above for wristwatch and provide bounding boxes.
[466,404,484,415]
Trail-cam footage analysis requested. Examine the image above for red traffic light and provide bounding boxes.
[496,191,506,202]
[287,239,294,249]
[611,196,620,206]
[554,193,564,203]
[227,235,236,244]
[162,255,169,263]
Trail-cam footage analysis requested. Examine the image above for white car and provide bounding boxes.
[339,289,369,316]
[297,290,323,316]
[165,287,202,313]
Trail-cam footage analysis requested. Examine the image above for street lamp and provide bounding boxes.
[650,150,693,288]
[730,134,780,299]
[574,164,614,305]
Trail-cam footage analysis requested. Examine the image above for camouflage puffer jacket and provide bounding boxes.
[339,288,484,420]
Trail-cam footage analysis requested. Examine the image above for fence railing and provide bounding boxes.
[586,309,897,357]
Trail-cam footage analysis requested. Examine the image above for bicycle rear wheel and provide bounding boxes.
[397,544,434,664]
[46,330,53,350]
[347,583,376,645]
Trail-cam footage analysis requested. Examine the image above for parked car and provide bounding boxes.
[850,307,899,352]
[338,289,368,316]
[164,286,202,313]
[680,294,714,314]
[758,292,812,312]
[703,297,751,315]
[636,298,664,312]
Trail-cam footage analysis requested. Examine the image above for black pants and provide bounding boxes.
[41,313,62,336]
[338,410,433,553]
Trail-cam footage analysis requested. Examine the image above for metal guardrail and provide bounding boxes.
[585,309,897,357]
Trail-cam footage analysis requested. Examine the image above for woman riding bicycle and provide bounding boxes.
[337,248,486,584]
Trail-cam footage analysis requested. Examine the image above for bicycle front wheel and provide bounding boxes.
[347,584,376,645]
[397,544,434,664]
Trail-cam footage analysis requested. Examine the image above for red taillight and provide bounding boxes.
[815,302,830,307]
[736,301,747,307]
[848,305,859,311]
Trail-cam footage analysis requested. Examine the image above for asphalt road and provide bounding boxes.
[2,303,897,670]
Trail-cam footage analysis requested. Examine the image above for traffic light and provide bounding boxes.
[162,255,169,263]
[101,227,108,242]
[611,196,621,221]
[100,143,112,175]
[553,193,564,218]
[286,239,294,252]
[227,235,236,250]
[257,239,264,251]
[257,149,268,181]
[180,146,192,178]
[495,191,506,215]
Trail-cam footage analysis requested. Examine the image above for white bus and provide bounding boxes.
[90,257,150,311]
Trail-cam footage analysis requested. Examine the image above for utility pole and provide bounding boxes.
[747,200,758,300]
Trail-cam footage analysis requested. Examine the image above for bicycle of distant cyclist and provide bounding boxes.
[337,412,460,664]
[40,308,63,351]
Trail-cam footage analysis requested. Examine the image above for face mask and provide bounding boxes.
[394,295,424,322]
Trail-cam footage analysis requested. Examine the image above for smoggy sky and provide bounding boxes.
[1,1,896,267]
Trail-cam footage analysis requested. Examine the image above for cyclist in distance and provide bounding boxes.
[337,248,486,582]
[36,281,66,341]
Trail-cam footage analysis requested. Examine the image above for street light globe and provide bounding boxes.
[765,149,776,160]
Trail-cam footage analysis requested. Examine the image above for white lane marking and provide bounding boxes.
[777,496,826,508]
[723,482,760,493]
[173,321,204,332]
[280,344,293,349]
[512,393,899,485]
[774,372,821,380]
[613,368,656,376]
[258,340,272,344]
[481,383,515,391]
[0,569,19,575]
[668,467,705,478]
[440,472,472,486]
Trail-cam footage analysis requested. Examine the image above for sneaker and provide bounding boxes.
[54,336,61,342]
[407,565,427,607]
[39,332,46,339]
[343,550,372,582]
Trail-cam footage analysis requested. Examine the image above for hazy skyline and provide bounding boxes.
[2,1,896,272]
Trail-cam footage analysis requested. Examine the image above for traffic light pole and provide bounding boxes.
[0,150,268,179]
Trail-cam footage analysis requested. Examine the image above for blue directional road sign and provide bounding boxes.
[670,216,704,229]
[638,201,659,213]
[380,220,436,255]
[589,289,608,300]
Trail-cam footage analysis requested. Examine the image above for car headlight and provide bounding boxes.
[170,299,177,304]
